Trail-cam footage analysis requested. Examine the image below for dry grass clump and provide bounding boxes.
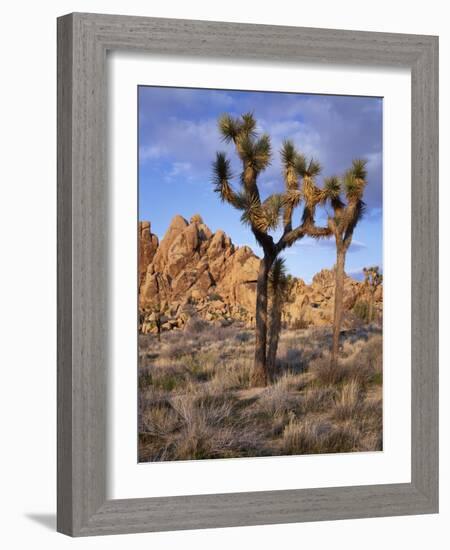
[138,323,383,461]
[300,385,337,413]
[357,394,383,450]
[207,358,254,392]
[171,390,233,428]
[139,384,268,461]
[309,333,382,389]
[140,402,180,437]
[333,379,361,420]
[282,418,359,455]
[255,377,301,417]
[309,355,348,386]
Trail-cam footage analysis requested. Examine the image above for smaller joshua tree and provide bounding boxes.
[363,266,383,323]
[324,159,368,368]
[149,305,163,341]
[267,258,290,380]
[148,300,169,342]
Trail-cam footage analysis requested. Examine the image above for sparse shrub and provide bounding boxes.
[333,379,361,420]
[138,367,153,390]
[208,359,253,392]
[301,385,337,413]
[159,342,194,360]
[185,317,209,334]
[282,418,328,454]
[322,422,359,453]
[140,403,180,437]
[184,356,213,382]
[277,347,305,373]
[152,372,179,391]
[360,335,383,372]
[309,355,349,386]
[359,396,383,436]
[208,292,223,302]
[163,391,239,460]
[234,331,251,344]
[339,334,382,387]
[372,371,383,385]
[143,364,188,391]
[353,300,370,322]
[256,378,301,417]
[282,418,358,455]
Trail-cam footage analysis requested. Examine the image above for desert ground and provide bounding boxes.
[138,323,382,462]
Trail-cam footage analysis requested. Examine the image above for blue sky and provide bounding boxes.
[139,86,382,283]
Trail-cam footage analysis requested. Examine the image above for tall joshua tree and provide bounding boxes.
[212,113,330,386]
[324,159,368,368]
[363,266,383,323]
[267,258,289,380]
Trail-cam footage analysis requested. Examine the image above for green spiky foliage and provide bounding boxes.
[278,143,330,244]
[267,258,290,380]
[212,113,331,387]
[324,159,368,367]
[297,156,324,228]
[269,257,289,297]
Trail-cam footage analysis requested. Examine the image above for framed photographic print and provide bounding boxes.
[57,13,438,536]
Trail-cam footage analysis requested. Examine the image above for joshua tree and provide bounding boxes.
[149,304,165,341]
[267,258,290,380]
[324,159,368,368]
[363,266,383,323]
[212,113,330,386]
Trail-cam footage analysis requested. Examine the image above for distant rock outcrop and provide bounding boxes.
[139,221,159,285]
[139,216,382,334]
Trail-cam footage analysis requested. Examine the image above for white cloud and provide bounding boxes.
[294,237,366,252]
[168,161,192,177]
[139,144,166,161]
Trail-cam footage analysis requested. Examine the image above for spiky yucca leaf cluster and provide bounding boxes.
[280,140,327,232]
[218,114,244,143]
[324,176,341,199]
[262,194,285,231]
[343,159,367,201]
[284,189,302,208]
[213,113,281,234]
[281,140,298,191]
[324,158,368,248]
[269,257,289,296]
[212,152,240,207]
[238,193,285,233]
[351,158,368,181]
[219,113,271,174]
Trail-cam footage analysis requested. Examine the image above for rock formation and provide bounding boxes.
[139,221,159,285]
[139,216,382,334]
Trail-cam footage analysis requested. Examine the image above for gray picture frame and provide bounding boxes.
[57,12,439,537]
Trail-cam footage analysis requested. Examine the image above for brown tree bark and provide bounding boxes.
[331,248,346,368]
[251,254,274,387]
[267,292,283,382]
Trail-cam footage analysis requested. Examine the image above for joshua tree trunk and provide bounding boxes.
[251,254,274,386]
[331,248,346,368]
[267,293,283,382]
